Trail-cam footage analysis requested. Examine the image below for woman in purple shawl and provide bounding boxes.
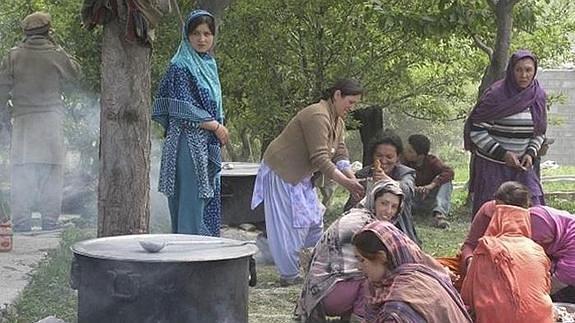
[464,50,547,215]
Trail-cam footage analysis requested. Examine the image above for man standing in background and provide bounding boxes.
[0,12,81,232]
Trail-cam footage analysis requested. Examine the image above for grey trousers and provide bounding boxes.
[413,182,453,216]
[11,163,63,230]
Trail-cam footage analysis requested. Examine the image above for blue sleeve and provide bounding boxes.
[152,64,215,128]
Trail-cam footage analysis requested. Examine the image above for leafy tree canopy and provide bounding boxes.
[1,0,573,161]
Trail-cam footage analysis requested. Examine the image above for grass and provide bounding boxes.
[4,225,467,323]
[3,229,95,323]
[4,167,575,322]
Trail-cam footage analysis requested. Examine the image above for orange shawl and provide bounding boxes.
[461,204,553,323]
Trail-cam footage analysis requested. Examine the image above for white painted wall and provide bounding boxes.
[538,69,575,166]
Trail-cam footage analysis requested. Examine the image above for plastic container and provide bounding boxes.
[0,222,13,252]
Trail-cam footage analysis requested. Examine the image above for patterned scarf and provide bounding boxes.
[361,221,472,322]
[152,9,223,201]
[296,181,405,321]
[170,10,223,121]
[362,179,404,224]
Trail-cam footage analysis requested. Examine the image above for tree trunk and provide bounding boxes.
[468,0,519,205]
[352,106,384,166]
[477,0,515,96]
[98,11,151,237]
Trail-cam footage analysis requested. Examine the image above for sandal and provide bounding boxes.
[432,212,450,229]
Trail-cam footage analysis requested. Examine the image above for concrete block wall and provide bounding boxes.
[537,69,575,166]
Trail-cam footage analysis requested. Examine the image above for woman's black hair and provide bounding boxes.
[352,230,390,262]
[407,134,431,156]
[494,181,531,208]
[373,188,388,201]
[188,15,216,36]
[369,132,404,156]
[320,79,364,100]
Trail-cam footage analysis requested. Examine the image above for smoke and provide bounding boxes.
[62,94,172,233]
[60,93,100,227]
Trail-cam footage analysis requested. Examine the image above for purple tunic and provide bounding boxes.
[471,156,545,214]
[531,206,575,286]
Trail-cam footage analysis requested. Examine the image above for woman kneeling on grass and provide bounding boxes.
[458,181,575,302]
[352,221,471,323]
[461,181,553,323]
[296,180,404,322]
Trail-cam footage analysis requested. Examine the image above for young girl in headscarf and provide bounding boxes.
[352,221,471,323]
[152,10,228,236]
[464,50,547,215]
[461,181,553,323]
[296,180,404,322]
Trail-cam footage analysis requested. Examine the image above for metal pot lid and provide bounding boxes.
[71,234,258,263]
[221,162,260,177]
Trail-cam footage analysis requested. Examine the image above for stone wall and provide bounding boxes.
[537,69,575,166]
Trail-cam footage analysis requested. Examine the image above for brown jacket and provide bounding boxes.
[0,35,80,109]
[0,35,80,164]
[263,99,348,184]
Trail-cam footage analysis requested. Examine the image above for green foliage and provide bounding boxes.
[217,0,485,156]
[542,165,575,177]
[1,0,574,162]
[216,0,575,158]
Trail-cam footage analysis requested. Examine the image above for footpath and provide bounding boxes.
[0,230,61,317]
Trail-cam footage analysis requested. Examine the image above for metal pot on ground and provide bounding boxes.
[70,234,258,323]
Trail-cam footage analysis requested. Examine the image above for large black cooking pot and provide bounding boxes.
[221,162,265,225]
[70,234,258,323]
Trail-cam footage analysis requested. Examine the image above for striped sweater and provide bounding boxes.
[470,107,545,164]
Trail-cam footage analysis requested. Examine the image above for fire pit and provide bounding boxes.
[70,234,258,323]
[221,162,264,225]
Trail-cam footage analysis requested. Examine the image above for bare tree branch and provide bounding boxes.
[464,26,493,57]
[487,0,498,11]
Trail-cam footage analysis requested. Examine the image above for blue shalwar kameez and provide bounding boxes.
[152,10,223,236]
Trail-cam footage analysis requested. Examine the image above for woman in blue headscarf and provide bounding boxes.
[152,10,227,236]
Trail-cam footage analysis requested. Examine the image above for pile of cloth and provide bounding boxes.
[81,0,169,45]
